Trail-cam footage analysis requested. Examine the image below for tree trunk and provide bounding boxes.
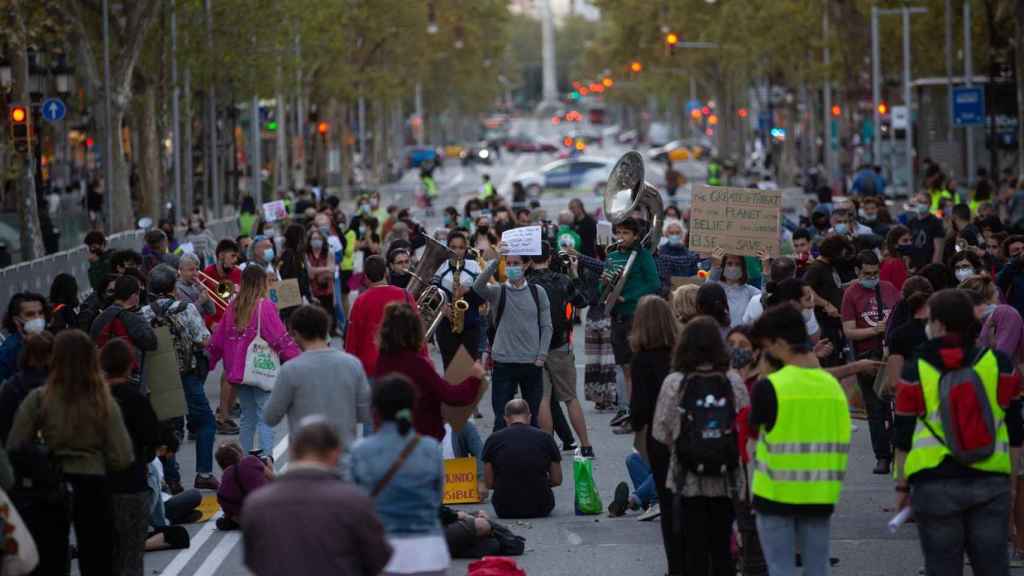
[1017,0,1024,178]
[136,80,161,222]
[9,16,43,261]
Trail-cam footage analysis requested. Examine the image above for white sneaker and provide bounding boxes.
[637,503,661,522]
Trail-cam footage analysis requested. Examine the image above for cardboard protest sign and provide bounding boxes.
[443,457,481,504]
[442,346,488,432]
[670,275,705,291]
[501,225,542,256]
[688,185,782,257]
[262,200,288,223]
[268,278,303,309]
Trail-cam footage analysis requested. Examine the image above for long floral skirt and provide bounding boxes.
[584,306,617,409]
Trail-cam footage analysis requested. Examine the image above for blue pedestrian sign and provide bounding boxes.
[952,86,985,127]
[41,98,66,123]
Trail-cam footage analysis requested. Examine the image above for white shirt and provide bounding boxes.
[434,259,482,294]
[741,293,820,336]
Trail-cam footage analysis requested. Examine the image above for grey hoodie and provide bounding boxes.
[473,259,552,364]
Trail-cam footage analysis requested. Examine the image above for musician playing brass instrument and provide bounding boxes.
[432,231,485,369]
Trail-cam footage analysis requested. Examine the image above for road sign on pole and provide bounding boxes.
[40,98,66,123]
[952,85,985,127]
[891,105,909,130]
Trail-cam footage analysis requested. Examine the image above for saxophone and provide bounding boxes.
[450,257,470,334]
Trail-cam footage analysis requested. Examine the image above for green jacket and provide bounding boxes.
[603,246,660,317]
[87,250,113,293]
[6,388,134,476]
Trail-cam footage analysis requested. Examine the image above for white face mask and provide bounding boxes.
[802,308,814,323]
[22,317,45,335]
[723,265,743,281]
[954,268,975,283]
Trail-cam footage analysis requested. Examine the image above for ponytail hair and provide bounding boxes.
[764,278,807,309]
[372,374,416,436]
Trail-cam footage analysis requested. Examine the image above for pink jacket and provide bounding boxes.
[207,298,301,384]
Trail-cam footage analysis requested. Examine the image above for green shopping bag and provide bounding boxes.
[573,456,602,515]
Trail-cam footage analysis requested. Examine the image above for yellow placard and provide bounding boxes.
[443,457,481,505]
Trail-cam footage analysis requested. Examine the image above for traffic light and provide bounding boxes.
[602,77,614,88]
[707,114,719,126]
[317,122,329,135]
[630,61,643,73]
[877,102,889,115]
[665,32,679,47]
[830,104,841,117]
[265,120,278,132]
[8,104,29,154]
[737,108,749,119]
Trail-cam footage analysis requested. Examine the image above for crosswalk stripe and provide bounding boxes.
[160,432,290,575]
[192,531,242,576]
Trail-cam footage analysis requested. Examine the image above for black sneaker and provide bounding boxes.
[608,481,630,517]
[873,458,891,475]
[165,479,184,496]
[580,446,595,459]
[562,441,578,453]
[609,409,630,427]
[216,517,240,531]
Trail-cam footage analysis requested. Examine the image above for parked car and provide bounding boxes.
[459,142,494,166]
[515,157,616,196]
[406,147,440,168]
[505,134,558,153]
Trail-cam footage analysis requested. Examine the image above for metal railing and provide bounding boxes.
[0,217,239,308]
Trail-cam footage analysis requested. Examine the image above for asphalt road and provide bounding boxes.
[133,119,956,575]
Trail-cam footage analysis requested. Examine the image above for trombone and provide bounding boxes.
[195,270,234,312]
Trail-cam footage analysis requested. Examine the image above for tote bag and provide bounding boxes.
[241,302,280,391]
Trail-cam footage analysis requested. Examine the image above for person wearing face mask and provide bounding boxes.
[841,250,899,475]
[960,275,1024,365]
[473,243,553,430]
[243,236,281,280]
[829,208,872,239]
[858,196,891,237]
[709,249,762,328]
[0,292,49,381]
[880,225,913,291]
[386,247,413,289]
[747,305,851,576]
[949,251,983,286]
[893,289,1023,576]
[906,191,946,271]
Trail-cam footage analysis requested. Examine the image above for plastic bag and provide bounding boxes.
[573,455,602,515]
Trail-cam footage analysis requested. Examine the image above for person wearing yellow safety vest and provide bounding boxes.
[480,174,496,206]
[927,177,956,217]
[748,304,851,576]
[894,289,1023,576]
[707,158,722,186]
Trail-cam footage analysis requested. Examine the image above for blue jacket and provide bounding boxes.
[351,422,443,536]
[0,333,23,383]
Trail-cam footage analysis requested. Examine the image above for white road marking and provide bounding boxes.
[192,531,242,576]
[160,432,289,575]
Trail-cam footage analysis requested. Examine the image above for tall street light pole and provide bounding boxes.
[823,0,835,186]
[871,6,882,167]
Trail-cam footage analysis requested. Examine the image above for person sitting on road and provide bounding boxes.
[215,441,274,531]
[242,417,393,576]
[482,399,563,519]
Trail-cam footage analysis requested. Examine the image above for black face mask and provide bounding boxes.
[762,351,784,372]
[390,272,411,289]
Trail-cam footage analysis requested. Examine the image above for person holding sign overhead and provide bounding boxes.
[708,248,763,328]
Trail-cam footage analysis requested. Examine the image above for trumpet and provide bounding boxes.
[195,270,234,312]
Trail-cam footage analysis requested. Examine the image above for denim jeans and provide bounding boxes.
[911,475,1011,576]
[626,452,657,507]
[237,384,274,454]
[755,513,831,576]
[182,371,215,474]
[491,362,543,432]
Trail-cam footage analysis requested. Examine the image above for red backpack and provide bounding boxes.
[921,348,998,465]
[467,557,526,576]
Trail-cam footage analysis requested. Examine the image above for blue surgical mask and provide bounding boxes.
[667,234,682,246]
[859,278,878,290]
[506,265,524,281]
[263,248,275,262]
[834,223,849,235]
[915,203,930,216]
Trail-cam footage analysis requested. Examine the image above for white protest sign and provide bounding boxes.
[501,225,542,256]
[262,200,288,223]
[177,242,195,255]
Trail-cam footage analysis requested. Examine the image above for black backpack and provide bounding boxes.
[528,272,572,348]
[674,372,739,479]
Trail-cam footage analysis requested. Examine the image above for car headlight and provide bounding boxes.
[479,149,490,159]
